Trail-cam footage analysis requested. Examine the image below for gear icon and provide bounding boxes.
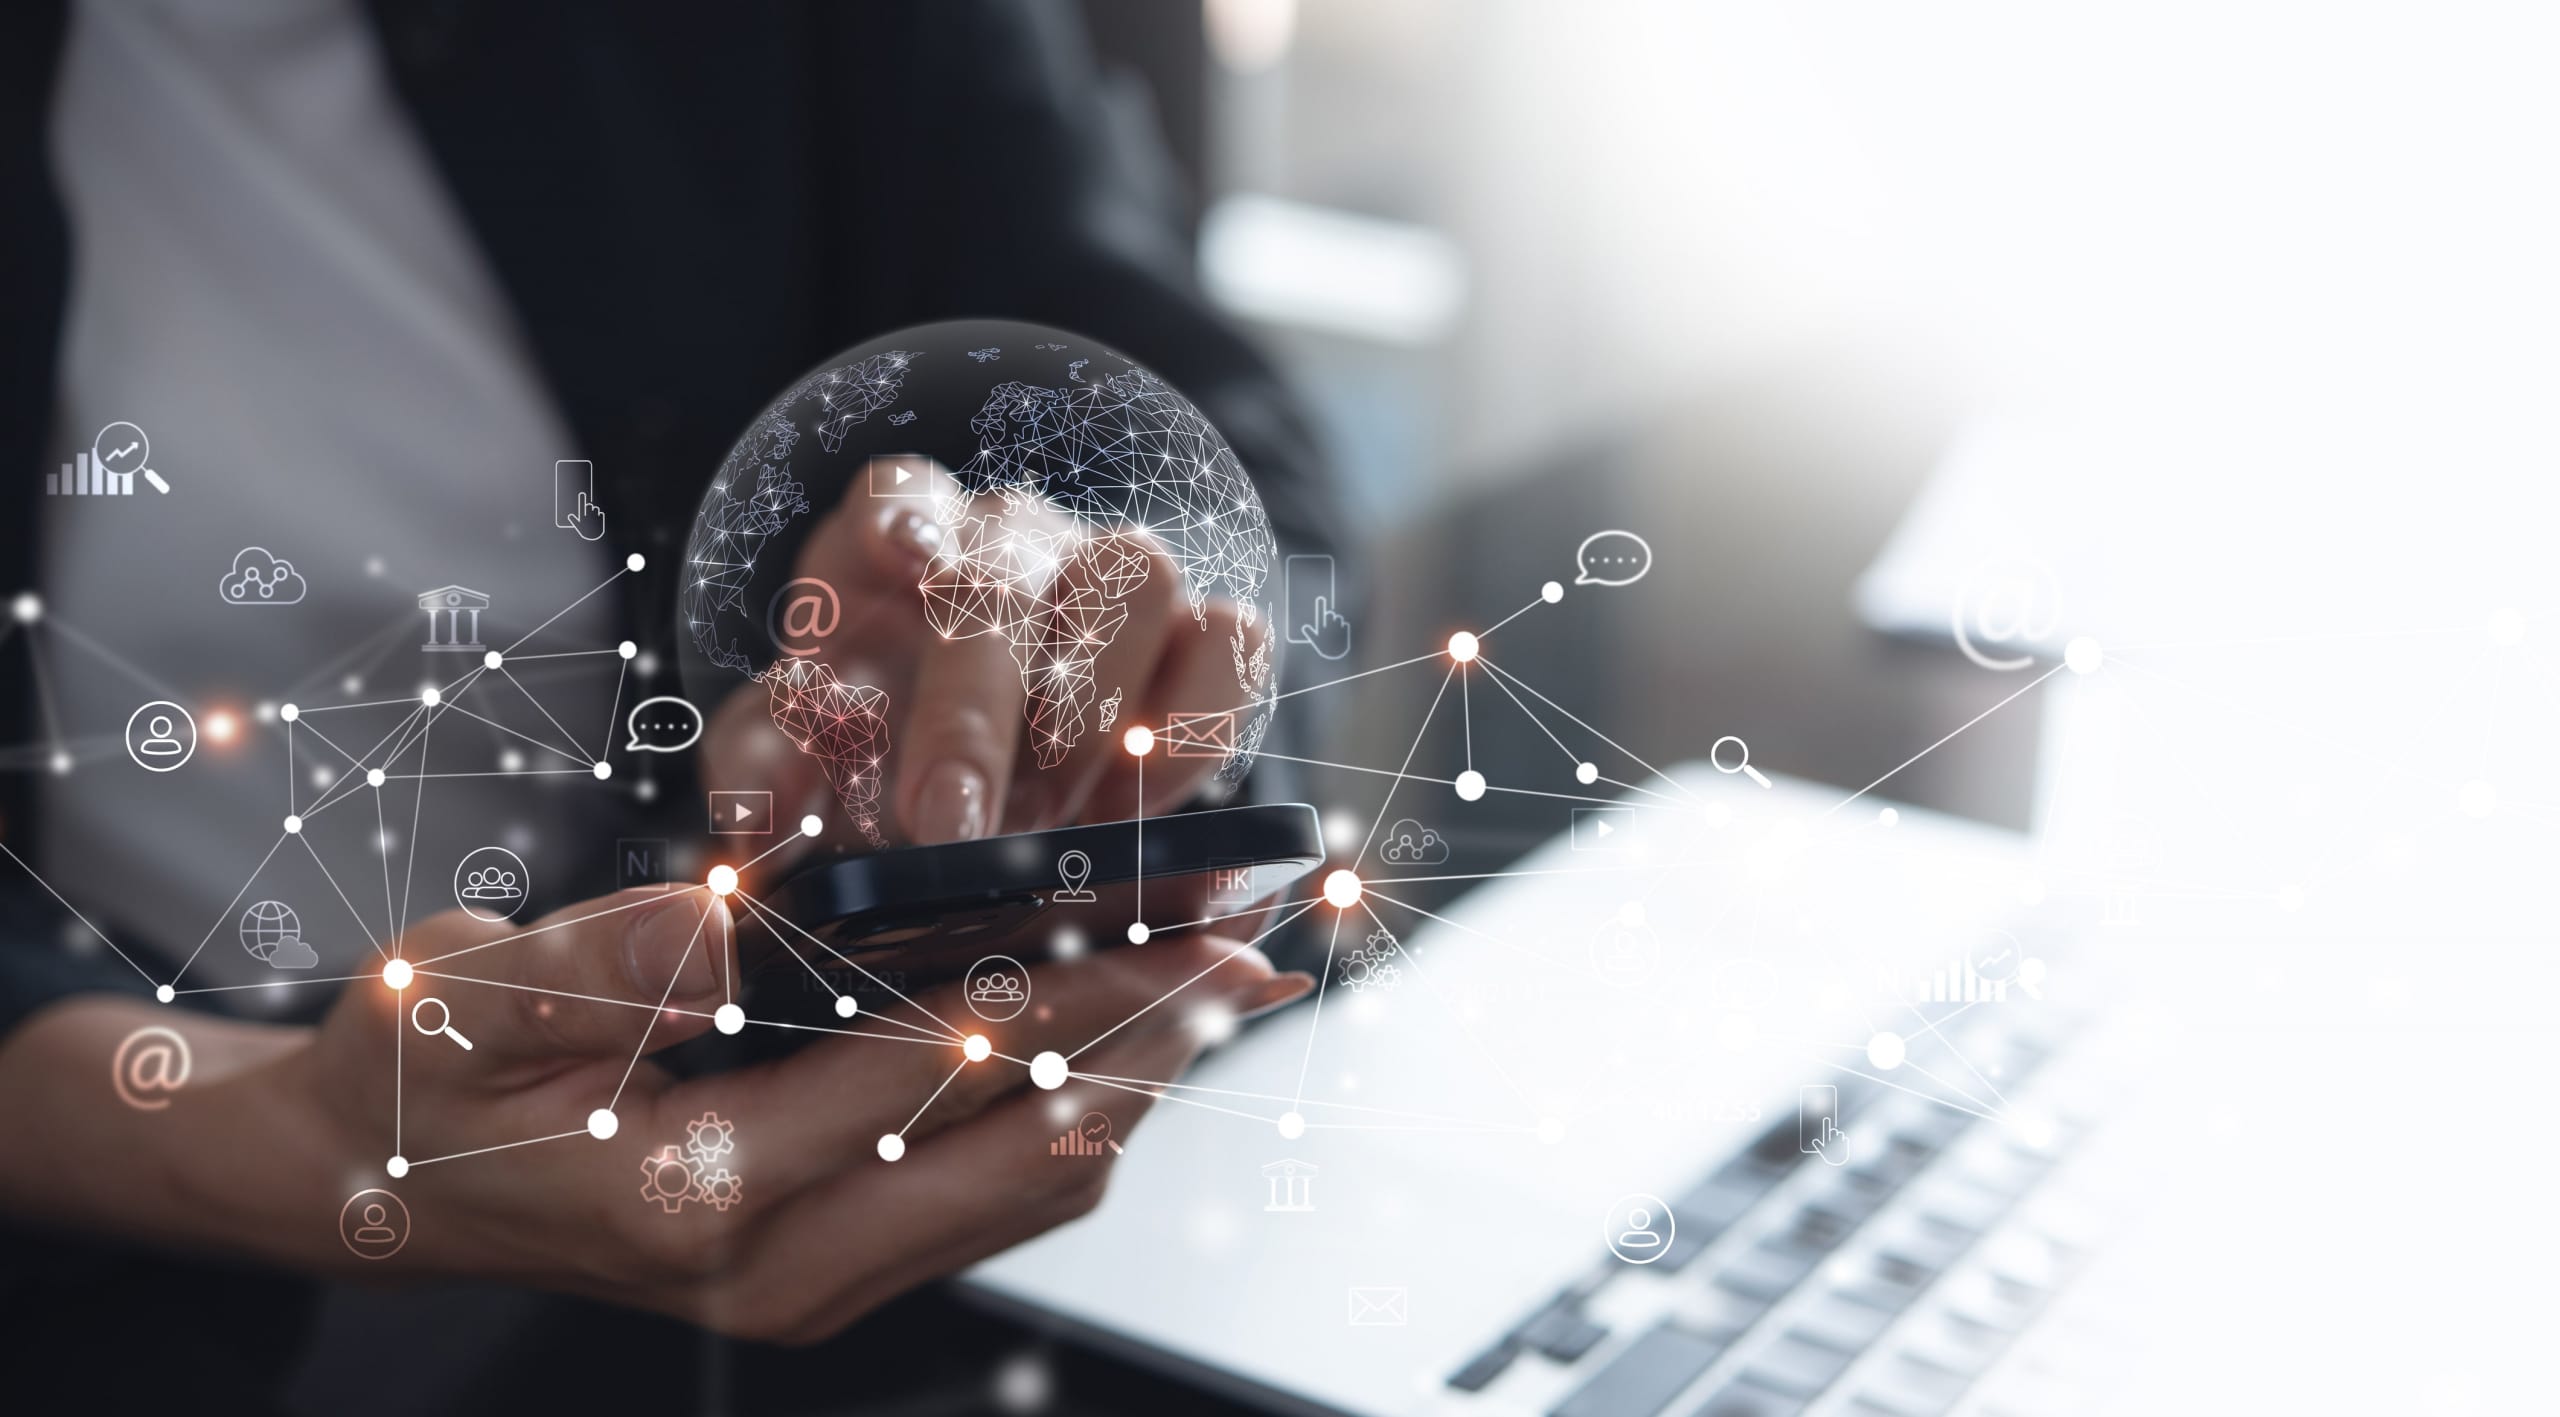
[640,1146,698,1213]
[697,1168,743,1212]
[684,1113,736,1164]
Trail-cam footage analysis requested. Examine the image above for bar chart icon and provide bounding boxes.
[1910,953,2007,1004]
[47,452,133,497]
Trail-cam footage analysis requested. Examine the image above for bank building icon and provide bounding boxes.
[419,585,491,652]
[1262,1158,1317,1213]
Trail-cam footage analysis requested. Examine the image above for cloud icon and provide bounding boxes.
[1378,818,1450,866]
[219,547,307,605]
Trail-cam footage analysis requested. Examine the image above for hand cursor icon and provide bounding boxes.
[568,491,607,541]
[1297,595,1352,662]
[1812,1116,1849,1166]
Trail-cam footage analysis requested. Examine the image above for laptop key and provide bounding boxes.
[1685,1377,1807,1417]
[1740,1330,1858,1398]
[1551,1322,1728,1417]
[1789,1292,1897,1351]
[1447,1340,1520,1393]
[1712,1238,1820,1303]
[1852,1354,1974,1417]
[1519,1303,1611,1363]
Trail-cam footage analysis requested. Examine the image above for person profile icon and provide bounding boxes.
[1615,1205,1664,1253]
[1052,849,1096,904]
[354,1202,396,1245]
[140,716,183,757]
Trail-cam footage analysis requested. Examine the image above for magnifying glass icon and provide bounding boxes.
[92,421,169,494]
[410,996,473,1050]
[1709,735,1772,788]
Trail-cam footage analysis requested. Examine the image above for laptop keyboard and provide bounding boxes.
[1447,1019,2107,1417]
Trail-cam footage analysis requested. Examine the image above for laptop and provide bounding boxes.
[967,767,2115,1416]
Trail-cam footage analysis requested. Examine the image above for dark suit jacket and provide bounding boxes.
[0,4,1336,1407]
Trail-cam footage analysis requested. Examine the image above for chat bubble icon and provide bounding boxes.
[623,695,704,753]
[1573,530,1653,587]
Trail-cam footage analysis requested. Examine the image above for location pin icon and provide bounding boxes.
[1058,850,1091,896]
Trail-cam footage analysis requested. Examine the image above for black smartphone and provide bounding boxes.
[745,802,1325,1000]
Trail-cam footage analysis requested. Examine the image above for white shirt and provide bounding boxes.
[44,0,617,993]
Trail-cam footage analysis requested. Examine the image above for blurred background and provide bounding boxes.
[1038,3,2560,1411]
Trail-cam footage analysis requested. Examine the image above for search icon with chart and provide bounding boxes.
[93,420,171,495]
[410,997,473,1050]
[1709,734,1772,787]
[1051,1111,1123,1156]
[453,846,530,921]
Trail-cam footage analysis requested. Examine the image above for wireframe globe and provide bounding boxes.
[239,900,301,962]
[679,320,1280,845]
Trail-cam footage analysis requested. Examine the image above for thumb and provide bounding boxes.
[406,889,731,1061]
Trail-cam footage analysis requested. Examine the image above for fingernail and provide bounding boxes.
[882,508,944,561]
[1237,972,1315,1020]
[626,896,720,1000]
[912,761,989,844]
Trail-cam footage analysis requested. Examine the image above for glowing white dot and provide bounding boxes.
[964,1034,992,1062]
[834,995,859,1019]
[10,592,41,623]
[154,984,175,1003]
[204,711,237,744]
[626,553,646,572]
[592,761,613,780]
[587,1108,618,1139]
[49,751,71,775]
[1123,725,1155,756]
[618,640,638,660]
[482,650,504,669]
[1455,769,1487,801]
[1030,1051,1069,1090]
[1322,869,1362,908]
[876,1133,906,1162]
[1868,1031,1907,1069]
[387,1156,409,1178]
[2460,779,2498,819]
[283,815,303,834]
[1537,1117,1566,1145]
[1277,1111,1306,1140]
[367,768,386,787]
[1447,631,1480,663]
[2064,637,2104,674]
[1576,762,1599,785]
[636,652,659,677]
[1541,581,1564,604]
[1126,922,1151,944]
[382,959,414,990]
[2488,607,2527,646]
[801,814,823,837]
[706,865,738,896]
[714,1003,745,1035]
[1878,806,1899,827]
[310,766,335,790]
[279,703,300,722]
[498,750,524,773]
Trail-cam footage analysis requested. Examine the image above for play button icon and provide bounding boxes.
[709,790,774,835]
[1571,807,1636,852]
[866,454,935,500]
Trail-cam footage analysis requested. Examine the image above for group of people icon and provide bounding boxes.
[459,866,524,902]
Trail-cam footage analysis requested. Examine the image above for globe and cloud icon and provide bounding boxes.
[238,900,318,970]
[219,546,308,605]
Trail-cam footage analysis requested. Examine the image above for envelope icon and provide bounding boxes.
[1162,711,1236,758]
[1347,1285,1408,1326]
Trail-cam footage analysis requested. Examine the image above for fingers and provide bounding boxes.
[406,889,733,1065]
[1089,596,1262,818]
[895,628,1025,843]
[714,1011,1221,1342]
[1014,536,1187,829]
[691,931,1309,1194]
